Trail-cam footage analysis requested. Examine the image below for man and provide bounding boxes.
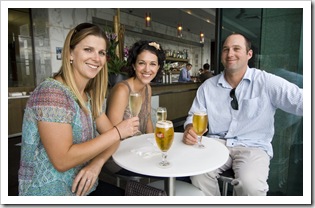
[182,33,303,196]
[178,63,192,82]
[199,63,213,83]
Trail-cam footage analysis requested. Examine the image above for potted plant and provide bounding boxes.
[105,30,128,87]
[107,58,128,87]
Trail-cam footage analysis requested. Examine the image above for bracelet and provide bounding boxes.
[113,126,122,140]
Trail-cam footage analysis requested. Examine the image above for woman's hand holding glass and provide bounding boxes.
[115,117,140,140]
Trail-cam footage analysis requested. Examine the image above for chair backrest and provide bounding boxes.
[125,180,167,196]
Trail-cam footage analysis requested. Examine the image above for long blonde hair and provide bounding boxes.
[54,23,108,120]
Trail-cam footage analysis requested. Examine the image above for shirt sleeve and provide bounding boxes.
[29,84,76,124]
[267,73,303,116]
[187,71,191,80]
[182,69,190,81]
[184,85,208,128]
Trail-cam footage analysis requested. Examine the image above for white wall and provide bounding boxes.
[32,8,211,82]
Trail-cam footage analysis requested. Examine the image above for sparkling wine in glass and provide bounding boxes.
[193,112,208,148]
[156,107,167,121]
[129,92,142,117]
[155,120,174,168]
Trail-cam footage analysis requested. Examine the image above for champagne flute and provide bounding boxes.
[156,107,167,121]
[193,112,208,148]
[155,120,174,168]
[129,92,142,135]
[129,92,142,117]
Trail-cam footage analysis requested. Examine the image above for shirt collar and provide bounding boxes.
[217,66,252,88]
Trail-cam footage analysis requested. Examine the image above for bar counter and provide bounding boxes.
[151,81,200,95]
[151,82,200,126]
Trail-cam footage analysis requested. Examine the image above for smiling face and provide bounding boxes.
[70,35,107,83]
[221,34,252,74]
[133,50,159,84]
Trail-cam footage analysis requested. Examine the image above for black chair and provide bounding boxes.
[115,168,154,187]
[125,180,167,196]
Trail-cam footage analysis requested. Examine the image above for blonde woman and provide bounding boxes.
[18,23,139,196]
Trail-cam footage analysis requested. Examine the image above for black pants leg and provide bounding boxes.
[88,180,125,196]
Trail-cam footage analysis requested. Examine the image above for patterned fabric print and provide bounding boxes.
[18,78,97,196]
[121,81,149,134]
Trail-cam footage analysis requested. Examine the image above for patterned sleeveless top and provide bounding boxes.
[121,81,150,134]
[18,78,98,196]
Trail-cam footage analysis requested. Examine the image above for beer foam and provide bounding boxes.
[156,120,173,128]
[194,112,207,116]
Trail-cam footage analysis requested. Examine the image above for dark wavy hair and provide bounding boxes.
[126,40,166,77]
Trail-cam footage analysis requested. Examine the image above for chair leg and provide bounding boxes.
[219,168,236,196]
[116,177,121,187]
[222,181,228,196]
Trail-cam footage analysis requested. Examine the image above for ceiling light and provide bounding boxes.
[177,23,183,38]
[145,12,151,27]
[200,32,204,43]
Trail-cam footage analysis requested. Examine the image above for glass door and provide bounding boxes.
[220,8,303,196]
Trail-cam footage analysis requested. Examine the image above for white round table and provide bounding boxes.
[112,132,229,195]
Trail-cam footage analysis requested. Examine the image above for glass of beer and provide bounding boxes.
[129,92,142,117]
[155,120,174,168]
[193,112,208,148]
[156,107,167,121]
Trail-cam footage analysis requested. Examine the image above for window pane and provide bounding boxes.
[221,8,303,196]
[8,9,35,88]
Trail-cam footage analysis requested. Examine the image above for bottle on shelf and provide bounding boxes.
[162,71,166,83]
[169,70,172,84]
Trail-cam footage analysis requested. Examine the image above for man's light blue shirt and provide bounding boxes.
[178,67,191,82]
[184,67,303,158]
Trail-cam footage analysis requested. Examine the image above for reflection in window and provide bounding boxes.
[8,8,35,88]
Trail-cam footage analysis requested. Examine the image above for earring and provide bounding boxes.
[70,60,73,64]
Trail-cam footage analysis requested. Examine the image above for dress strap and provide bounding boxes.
[120,80,132,94]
